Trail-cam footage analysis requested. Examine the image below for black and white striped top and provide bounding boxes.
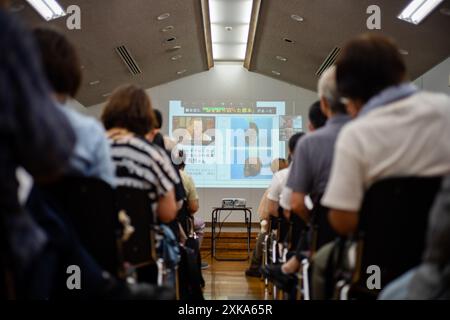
[109,136,180,203]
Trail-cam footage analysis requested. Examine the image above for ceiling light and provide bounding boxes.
[399,49,409,55]
[161,25,174,32]
[209,0,252,61]
[166,45,181,52]
[25,0,66,21]
[283,37,295,44]
[271,70,281,76]
[290,14,304,22]
[276,55,288,62]
[157,13,170,21]
[102,93,111,98]
[398,0,444,25]
[89,80,100,86]
[176,69,187,75]
[171,55,182,61]
[165,37,177,43]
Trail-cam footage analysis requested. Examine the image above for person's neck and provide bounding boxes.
[54,93,68,105]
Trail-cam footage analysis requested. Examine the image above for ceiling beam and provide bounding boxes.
[244,0,262,70]
[200,0,214,69]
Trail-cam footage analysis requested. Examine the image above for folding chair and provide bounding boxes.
[114,186,160,284]
[334,176,443,300]
[41,177,122,277]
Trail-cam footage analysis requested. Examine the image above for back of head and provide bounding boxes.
[153,109,163,129]
[33,27,82,98]
[271,158,288,173]
[288,132,305,154]
[308,101,327,130]
[101,84,156,136]
[336,33,406,104]
[318,66,347,114]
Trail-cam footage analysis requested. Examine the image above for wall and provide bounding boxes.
[78,62,318,223]
[414,57,450,94]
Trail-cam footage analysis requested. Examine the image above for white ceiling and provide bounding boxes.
[209,0,252,61]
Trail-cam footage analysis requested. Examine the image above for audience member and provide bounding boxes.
[263,66,350,292]
[101,85,179,223]
[33,28,115,186]
[307,101,327,132]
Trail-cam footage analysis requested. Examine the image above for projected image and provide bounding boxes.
[169,100,302,188]
[230,117,274,180]
[279,116,303,141]
[172,116,215,145]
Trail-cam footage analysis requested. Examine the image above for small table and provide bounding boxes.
[211,207,252,261]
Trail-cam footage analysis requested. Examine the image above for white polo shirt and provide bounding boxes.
[267,167,289,203]
[322,91,450,212]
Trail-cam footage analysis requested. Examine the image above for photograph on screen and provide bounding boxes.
[169,100,302,188]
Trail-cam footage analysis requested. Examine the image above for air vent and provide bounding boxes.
[316,47,340,76]
[115,45,142,75]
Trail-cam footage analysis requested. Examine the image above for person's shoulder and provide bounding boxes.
[416,91,450,111]
[65,108,107,135]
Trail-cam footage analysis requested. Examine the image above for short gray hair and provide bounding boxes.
[317,65,339,106]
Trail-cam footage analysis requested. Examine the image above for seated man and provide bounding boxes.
[263,66,351,291]
[177,153,208,269]
[33,28,115,186]
[245,158,288,277]
[321,34,450,298]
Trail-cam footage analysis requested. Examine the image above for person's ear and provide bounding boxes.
[346,99,364,118]
[320,97,331,118]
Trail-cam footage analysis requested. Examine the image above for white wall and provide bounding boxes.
[414,57,450,95]
[78,62,318,223]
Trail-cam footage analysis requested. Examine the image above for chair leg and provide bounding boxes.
[301,258,311,300]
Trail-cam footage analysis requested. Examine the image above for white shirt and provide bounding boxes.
[267,167,289,203]
[322,91,450,212]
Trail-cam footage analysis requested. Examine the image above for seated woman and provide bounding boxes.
[101,84,179,223]
[33,28,115,186]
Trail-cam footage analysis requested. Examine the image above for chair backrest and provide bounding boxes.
[41,177,120,276]
[310,194,337,252]
[115,186,156,267]
[356,176,442,289]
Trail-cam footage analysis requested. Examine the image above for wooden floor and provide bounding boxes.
[199,231,268,300]
[201,257,267,300]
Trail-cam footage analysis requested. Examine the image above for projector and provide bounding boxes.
[222,198,247,208]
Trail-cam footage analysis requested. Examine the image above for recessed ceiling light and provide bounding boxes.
[398,0,444,25]
[440,7,450,16]
[276,55,288,62]
[291,14,304,22]
[177,69,187,75]
[283,37,295,44]
[89,80,100,85]
[165,37,177,43]
[161,25,174,32]
[399,49,409,55]
[271,70,281,76]
[166,45,181,52]
[157,13,170,21]
[171,54,182,61]
[102,93,111,98]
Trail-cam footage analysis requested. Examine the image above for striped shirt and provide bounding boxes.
[109,136,180,203]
